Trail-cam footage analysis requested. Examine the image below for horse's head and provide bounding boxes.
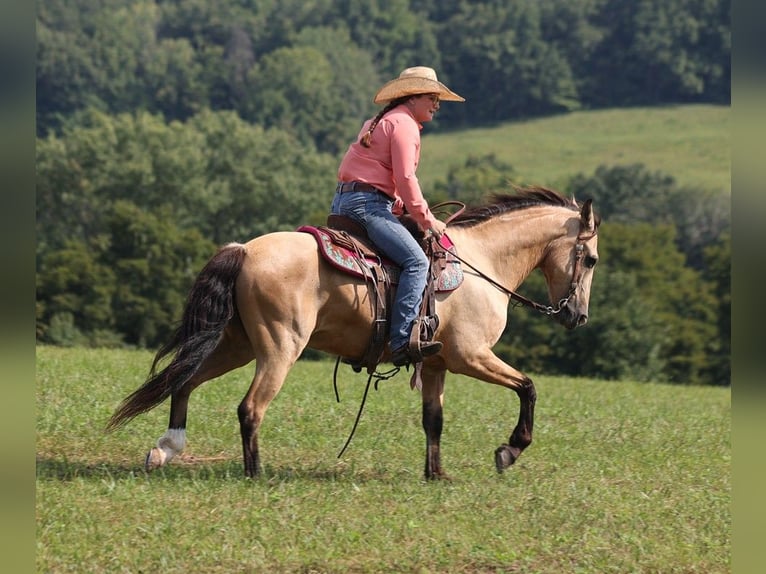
[541,198,600,330]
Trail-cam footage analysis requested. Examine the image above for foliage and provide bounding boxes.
[586,0,730,106]
[36,108,337,348]
[431,153,518,205]
[436,0,580,126]
[35,0,730,384]
[36,0,730,137]
[567,163,731,268]
[36,106,730,384]
[593,222,719,384]
[700,232,730,385]
[37,240,117,339]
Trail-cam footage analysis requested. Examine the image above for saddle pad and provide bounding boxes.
[297,226,463,293]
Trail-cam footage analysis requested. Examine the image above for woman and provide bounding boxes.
[330,66,465,367]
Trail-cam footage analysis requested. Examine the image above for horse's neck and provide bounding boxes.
[451,209,565,289]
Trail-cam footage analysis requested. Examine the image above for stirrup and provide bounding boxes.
[392,340,442,367]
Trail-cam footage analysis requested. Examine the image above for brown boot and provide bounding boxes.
[391,341,442,367]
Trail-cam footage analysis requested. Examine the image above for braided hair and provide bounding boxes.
[359,96,410,148]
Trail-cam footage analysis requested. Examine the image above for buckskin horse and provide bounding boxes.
[107,186,600,480]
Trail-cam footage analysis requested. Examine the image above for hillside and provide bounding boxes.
[419,105,730,194]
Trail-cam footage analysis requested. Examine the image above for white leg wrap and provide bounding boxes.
[145,428,186,471]
[157,428,186,458]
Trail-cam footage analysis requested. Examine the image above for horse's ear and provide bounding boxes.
[580,198,596,232]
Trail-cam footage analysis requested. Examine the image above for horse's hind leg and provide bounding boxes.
[145,324,254,471]
[237,355,302,478]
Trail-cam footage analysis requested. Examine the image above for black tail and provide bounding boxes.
[106,243,247,431]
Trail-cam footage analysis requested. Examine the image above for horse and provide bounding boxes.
[107,186,600,480]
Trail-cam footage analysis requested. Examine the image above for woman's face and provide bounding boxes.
[408,93,441,123]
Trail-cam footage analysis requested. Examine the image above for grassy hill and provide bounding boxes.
[419,104,730,194]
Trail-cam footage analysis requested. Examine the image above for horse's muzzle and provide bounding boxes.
[558,307,588,330]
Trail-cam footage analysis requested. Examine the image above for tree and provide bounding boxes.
[186,110,338,242]
[567,163,730,269]
[107,201,216,347]
[586,0,730,106]
[495,218,722,384]
[431,154,518,206]
[37,108,217,244]
[241,46,335,148]
[437,0,579,126]
[596,222,718,384]
[548,270,668,382]
[37,239,118,343]
[567,163,678,224]
[665,186,730,269]
[36,18,99,136]
[328,0,441,78]
[700,232,730,385]
[292,25,382,153]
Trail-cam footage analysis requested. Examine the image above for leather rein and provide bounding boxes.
[435,201,597,317]
[334,201,596,457]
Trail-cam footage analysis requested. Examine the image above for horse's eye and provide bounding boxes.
[584,256,598,269]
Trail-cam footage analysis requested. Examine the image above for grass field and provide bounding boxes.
[419,105,730,194]
[36,346,730,573]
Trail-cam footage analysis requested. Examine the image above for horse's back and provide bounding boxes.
[240,231,321,280]
[235,231,374,358]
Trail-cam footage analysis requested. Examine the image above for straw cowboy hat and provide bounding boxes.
[373,66,465,104]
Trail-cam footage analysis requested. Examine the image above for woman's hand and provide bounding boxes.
[429,219,447,239]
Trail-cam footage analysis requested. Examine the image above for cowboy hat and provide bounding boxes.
[373,66,465,104]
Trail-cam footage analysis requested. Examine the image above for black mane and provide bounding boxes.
[449,185,578,228]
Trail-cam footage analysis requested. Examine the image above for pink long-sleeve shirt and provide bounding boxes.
[337,105,438,231]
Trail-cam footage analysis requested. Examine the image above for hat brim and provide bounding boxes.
[373,77,465,105]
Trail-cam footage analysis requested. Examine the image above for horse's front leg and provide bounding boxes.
[495,374,536,472]
[449,350,537,473]
[420,366,448,480]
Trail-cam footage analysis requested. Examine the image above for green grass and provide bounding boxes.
[37,346,730,573]
[420,105,730,194]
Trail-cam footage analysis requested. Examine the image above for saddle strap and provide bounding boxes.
[358,262,391,373]
[407,236,448,358]
[321,217,391,373]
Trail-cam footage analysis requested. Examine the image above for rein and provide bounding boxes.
[334,358,401,458]
[444,227,598,317]
[333,201,595,456]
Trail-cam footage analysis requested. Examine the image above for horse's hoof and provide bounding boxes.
[425,471,452,482]
[145,447,166,472]
[494,444,520,473]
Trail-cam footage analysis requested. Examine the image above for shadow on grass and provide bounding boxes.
[35,455,420,484]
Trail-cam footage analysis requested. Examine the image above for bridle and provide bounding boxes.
[434,202,598,317]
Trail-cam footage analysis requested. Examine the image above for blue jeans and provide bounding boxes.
[330,190,428,351]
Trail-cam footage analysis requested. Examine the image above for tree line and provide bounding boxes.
[38,0,730,151]
[36,110,730,385]
[36,0,730,385]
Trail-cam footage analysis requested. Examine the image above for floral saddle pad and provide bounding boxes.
[296,225,464,293]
